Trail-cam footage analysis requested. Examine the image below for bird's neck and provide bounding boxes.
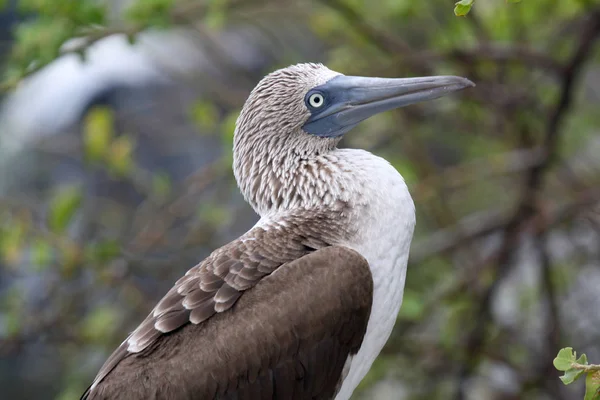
[234,146,366,217]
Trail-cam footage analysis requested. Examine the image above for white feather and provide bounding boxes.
[333,150,415,399]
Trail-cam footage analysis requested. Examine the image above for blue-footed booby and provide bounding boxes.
[83,63,473,400]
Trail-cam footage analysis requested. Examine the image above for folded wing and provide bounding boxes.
[83,218,372,399]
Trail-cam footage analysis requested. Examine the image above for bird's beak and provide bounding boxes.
[302,75,475,138]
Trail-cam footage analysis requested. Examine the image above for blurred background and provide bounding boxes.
[0,0,599,399]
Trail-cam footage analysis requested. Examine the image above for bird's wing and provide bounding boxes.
[84,245,372,400]
[83,209,369,399]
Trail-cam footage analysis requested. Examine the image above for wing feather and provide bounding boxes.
[85,246,372,399]
[83,210,360,399]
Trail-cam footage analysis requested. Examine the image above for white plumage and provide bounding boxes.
[331,150,415,399]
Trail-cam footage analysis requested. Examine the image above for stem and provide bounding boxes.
[572,363,600,372]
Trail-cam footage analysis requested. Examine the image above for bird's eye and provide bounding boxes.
[308,93,325,108]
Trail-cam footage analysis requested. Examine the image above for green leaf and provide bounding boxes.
[578,353,589,366]
[454,0,474,16]
[554,347,576,371]
[10,18,75,74]
[585,372,600,400]
[48,186,82,233]
[560,368,585,385]
[83,106,114,163]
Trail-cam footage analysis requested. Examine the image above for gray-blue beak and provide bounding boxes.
[302,75,474,138]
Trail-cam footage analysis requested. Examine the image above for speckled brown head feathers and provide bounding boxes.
[233,63,343,216]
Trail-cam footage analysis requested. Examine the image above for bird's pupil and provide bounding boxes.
[308,93,324,108]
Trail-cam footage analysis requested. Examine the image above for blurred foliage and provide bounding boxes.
[48,186,82,233]
[0,0,599,400]
[83,106,114,164]
[84,106,136,177]
[5,0,106,86]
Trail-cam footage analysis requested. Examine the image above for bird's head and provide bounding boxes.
[234,63,473,155]
[233,63,473,214]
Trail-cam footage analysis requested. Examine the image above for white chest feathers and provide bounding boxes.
[334,150,416,400]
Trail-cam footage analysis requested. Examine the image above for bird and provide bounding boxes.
[82,63,473,400]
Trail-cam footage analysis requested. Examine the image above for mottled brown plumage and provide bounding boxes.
[84,246,372,399]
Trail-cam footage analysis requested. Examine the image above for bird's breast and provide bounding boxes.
[334,151,415,399]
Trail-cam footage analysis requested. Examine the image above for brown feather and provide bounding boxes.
[189,299,216,324]
[215,282,241,303]
[154,310,190,333]
[200,276,225,292]
[85,247,372,399]
[154,290,183,314]
[84,208,352,398]
[182,287,215,309]
[103,246,370,399]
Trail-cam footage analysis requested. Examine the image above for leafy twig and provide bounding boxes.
[554,347,600,400]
